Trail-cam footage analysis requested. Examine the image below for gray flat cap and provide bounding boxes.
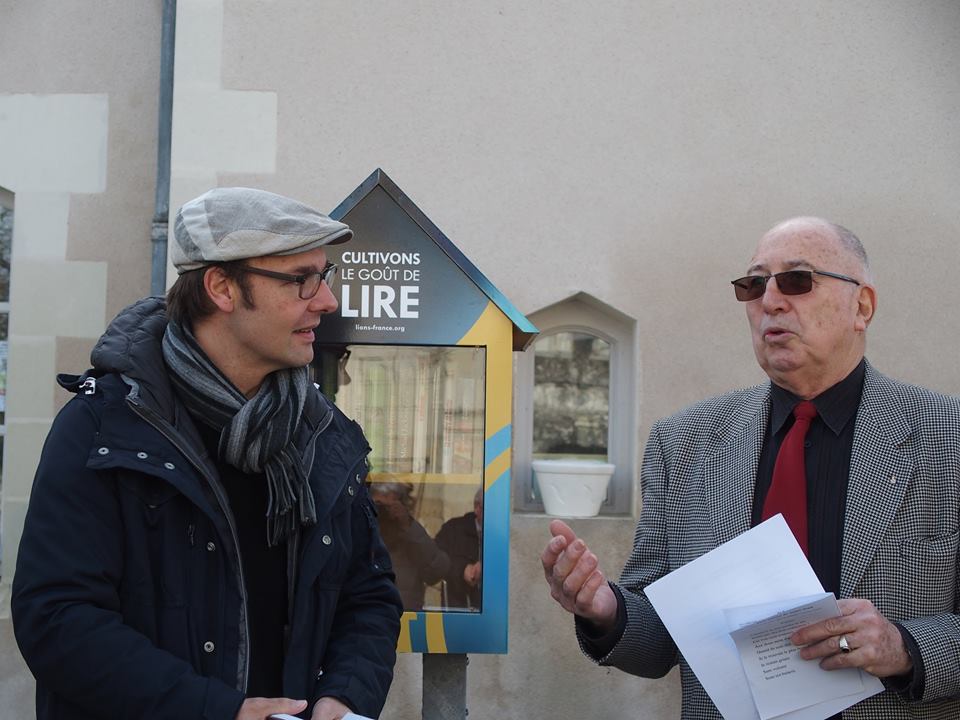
[172,187,352,273]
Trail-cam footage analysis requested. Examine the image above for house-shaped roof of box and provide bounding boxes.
[328,168,537,351]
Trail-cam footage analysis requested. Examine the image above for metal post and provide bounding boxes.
[150,0,176,296]
[422,653,468,720]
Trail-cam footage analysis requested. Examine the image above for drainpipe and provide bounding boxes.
[151,0,176,296]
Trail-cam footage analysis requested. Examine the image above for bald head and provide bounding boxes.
[744,217,877,398]
[763,217,871,283]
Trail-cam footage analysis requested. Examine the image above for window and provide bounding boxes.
[533,332,610,462]
[514,293,636,515]
[314,344,485,612]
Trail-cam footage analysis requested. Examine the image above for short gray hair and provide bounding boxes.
[827,221,871,280]
[368,480,415,509]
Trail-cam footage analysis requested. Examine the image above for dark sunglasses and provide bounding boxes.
[731,269,860,302]
[240,262,338,300]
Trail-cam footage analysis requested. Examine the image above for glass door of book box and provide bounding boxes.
[315,344,485,614]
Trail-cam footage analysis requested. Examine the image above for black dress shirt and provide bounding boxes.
[751,359,864,593]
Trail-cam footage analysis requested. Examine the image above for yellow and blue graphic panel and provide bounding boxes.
[317,169,537,654]
[396,302,512,653]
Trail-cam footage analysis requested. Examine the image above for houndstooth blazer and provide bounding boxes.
[585,360,960,719]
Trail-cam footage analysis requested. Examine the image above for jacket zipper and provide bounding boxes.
[285,402,336,638]
[125,395,253,693]
[127,387,339,693]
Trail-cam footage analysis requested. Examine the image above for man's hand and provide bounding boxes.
[791,598,913,678]
[311,696,352,720]
[236,697,307,720]
[541,519,618,631]
[463,561,482,587]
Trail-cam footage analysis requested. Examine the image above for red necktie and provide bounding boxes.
[762,400,817,555]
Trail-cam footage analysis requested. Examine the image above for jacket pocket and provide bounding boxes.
[895,531,959,614]
[118,474,180,520]
[118,601,200,667]
[116,472,191,607]
[306,581,341,687]
[900,531,959,555]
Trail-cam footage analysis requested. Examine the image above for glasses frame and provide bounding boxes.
[240,262,338,300]
[730,269,861,302]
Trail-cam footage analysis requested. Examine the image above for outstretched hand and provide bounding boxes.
[541,519,618,631]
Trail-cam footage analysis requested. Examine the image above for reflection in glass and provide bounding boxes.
[315,345,485,612]
[367,478,449,611]
[435,487,482,610]
[532,332,610,461]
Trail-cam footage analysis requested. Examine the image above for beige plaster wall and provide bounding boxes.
[169,0,277,275]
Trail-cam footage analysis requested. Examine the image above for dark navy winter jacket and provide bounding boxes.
[11,297,402,720]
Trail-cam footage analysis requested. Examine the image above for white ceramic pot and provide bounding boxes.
[532,459,615,517]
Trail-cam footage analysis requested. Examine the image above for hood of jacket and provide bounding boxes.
[83,295,334,441]
[88,295,179,421]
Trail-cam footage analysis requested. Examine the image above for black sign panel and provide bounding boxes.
[320,184,489,346]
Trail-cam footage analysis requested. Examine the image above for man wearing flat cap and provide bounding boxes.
[12,188,403,720]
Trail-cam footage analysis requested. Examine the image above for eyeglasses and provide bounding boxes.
[730,269,860,302]
[240,262,338,299]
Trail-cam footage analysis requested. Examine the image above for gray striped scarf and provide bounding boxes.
[162,319,316,546]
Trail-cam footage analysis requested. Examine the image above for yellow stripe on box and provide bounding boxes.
[485,449,510,491]
[425,612,448,653]
[457,301,513,433]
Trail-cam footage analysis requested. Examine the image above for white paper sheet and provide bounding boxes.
[644,515,882,720]
[727,593,880,719]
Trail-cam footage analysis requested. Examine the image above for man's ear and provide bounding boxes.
[854,283,877,332]
[203,266,239,313]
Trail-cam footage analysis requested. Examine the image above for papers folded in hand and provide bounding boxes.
[726,593,881,719]
[644,515,881,720]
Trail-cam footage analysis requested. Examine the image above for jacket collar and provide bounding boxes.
[702,383,770,547]
[89,298,342,521]
[840,361,913,596]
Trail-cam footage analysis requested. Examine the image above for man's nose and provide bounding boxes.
[310,280,339,313]
[760,275,790,310]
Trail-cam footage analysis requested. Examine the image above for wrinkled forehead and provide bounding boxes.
[749,221,853,273]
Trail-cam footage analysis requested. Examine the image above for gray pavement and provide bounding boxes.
[0,617,34,717]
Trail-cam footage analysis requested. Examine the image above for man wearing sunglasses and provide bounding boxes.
[543,217,960,719]
[12,188,403,720]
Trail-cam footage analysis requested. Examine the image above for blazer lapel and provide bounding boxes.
[840,365,914,598]
[703,385,770,547]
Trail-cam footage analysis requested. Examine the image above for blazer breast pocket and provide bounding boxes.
[895,531,959,614]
